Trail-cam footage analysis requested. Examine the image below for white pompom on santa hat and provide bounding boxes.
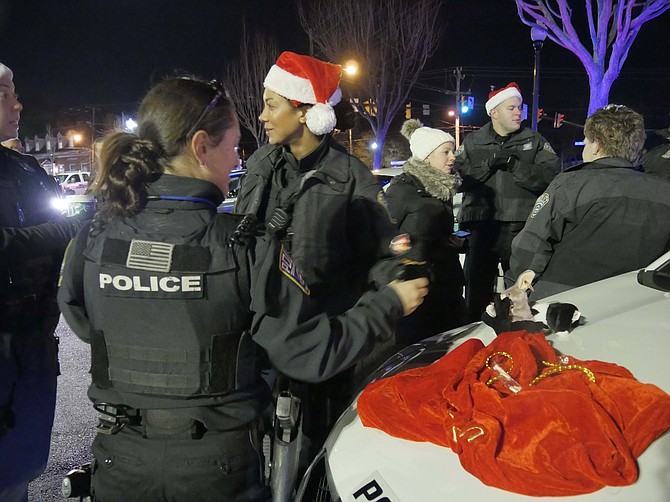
[264,51,343,136]
[485,82,523,116]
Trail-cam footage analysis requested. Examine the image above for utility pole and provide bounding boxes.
[454,67,464,148]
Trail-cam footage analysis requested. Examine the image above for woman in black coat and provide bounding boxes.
[386,119,466,345]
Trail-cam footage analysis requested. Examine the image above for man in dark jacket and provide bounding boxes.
[455,82,560,321]
[0,62,87,502]
[640,126,670,181]
[509,104,670,299]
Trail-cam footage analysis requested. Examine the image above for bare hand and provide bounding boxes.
[389,277,429,316]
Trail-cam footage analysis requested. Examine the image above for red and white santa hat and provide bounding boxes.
[264,51,343,136]
[485,82,522,116]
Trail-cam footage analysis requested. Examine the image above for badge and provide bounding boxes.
[279,245,310,295]
[389,233,412,255]
[522,142,533,151]
[530,193,550,219]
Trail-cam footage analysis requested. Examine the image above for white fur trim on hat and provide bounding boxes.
[264,64,317,104]
[401,119,455,161]
[305,103,337,135]
[0,63,13,81]
[485,84,522,116]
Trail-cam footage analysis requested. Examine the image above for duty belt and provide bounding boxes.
[94,403,204,439]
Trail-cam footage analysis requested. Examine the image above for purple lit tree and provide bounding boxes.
[297,0,442,169]
[515,0,670,116]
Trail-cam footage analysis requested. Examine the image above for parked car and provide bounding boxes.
[54,171,91,195]
[295,251,670,502]
[217,168,246,213]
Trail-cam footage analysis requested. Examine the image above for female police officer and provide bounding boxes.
[56,77,427,502]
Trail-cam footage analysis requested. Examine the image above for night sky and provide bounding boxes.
[1,0,669,141]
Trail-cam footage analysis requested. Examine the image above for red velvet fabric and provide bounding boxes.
[358,331,670,496]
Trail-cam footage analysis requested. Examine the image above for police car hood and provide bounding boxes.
[323,260,670,502]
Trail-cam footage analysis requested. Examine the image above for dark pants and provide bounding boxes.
[462,221,524,323]
[0,321,59,502]
[90,422,269,502]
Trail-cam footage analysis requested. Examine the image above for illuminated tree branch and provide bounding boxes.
[515,0,670,116]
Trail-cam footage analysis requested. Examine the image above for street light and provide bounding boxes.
[531,26,547,132]
[342,59,359,154]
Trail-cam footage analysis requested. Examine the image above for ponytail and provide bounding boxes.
[91,132,163,220]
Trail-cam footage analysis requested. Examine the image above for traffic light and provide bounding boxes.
[554,112,565,128]
[460,96,470,114]
[467,96,474,109]
[405,102,411,119]
[537,108,543,122]
[422,104,430,116]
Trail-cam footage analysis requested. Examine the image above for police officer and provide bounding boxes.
[235,52,405,459]
[0,62,86,502]
[454,82,560,322]
[57,77,428,502]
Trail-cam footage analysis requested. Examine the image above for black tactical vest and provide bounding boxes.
[79,216,256,402]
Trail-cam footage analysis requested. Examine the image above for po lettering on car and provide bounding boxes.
[350,473,398,502]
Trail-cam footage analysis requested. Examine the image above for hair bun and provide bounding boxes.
[401,119,423,140]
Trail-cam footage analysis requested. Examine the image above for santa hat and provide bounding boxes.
[0,63,13,80]
[485,82,522,116]
[264,51,343,136]
[401,119,455,161]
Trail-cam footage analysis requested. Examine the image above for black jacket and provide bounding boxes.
[641,140,670,182]
[0,146,84,329]
[385,159,465,340]
[509,157,670,299]
[58,174,404,429]
[455,123,560,223]
[235,138,397,310]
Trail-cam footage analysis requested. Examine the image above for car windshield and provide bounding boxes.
[55,174,69,183]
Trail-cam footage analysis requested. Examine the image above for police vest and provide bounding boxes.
[80,217,255,401]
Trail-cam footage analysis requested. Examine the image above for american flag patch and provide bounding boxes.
[279,245,310,295]
[126,239,174,272]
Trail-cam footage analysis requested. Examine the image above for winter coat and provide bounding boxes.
[385,157,466,342]
[58,174,405,429]
[235,137,397,311]
[509,157,670,299]
[455,122,560,223]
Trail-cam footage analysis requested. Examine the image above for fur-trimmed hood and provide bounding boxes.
[403,156,462,201]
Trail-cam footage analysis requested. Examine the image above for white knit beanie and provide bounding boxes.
[401,119,455,160]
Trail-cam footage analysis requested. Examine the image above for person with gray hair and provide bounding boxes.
[509,104,670,298]
[0,61,87,502]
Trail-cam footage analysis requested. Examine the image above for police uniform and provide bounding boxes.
[57,174,403,502]
[0,145,83,500]
[454,122,560,321]
[509,157,670,299]
[235,136,400,450]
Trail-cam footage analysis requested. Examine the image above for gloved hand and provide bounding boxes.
[487,151,518,172]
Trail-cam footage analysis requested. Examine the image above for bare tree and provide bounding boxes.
[515,0,670,116]
[297,0,443,169]
[223,25,279,148]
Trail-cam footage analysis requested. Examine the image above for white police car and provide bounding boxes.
[55,171,91,195]
[296,252,670,502]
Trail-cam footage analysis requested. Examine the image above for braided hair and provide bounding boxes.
[90,77,236,220]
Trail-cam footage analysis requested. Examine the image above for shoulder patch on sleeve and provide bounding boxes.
[279,245,310,295]
[455,144,465,157]
[389,233,412,254]
[530,193,550,219]
[543,142,556,154]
